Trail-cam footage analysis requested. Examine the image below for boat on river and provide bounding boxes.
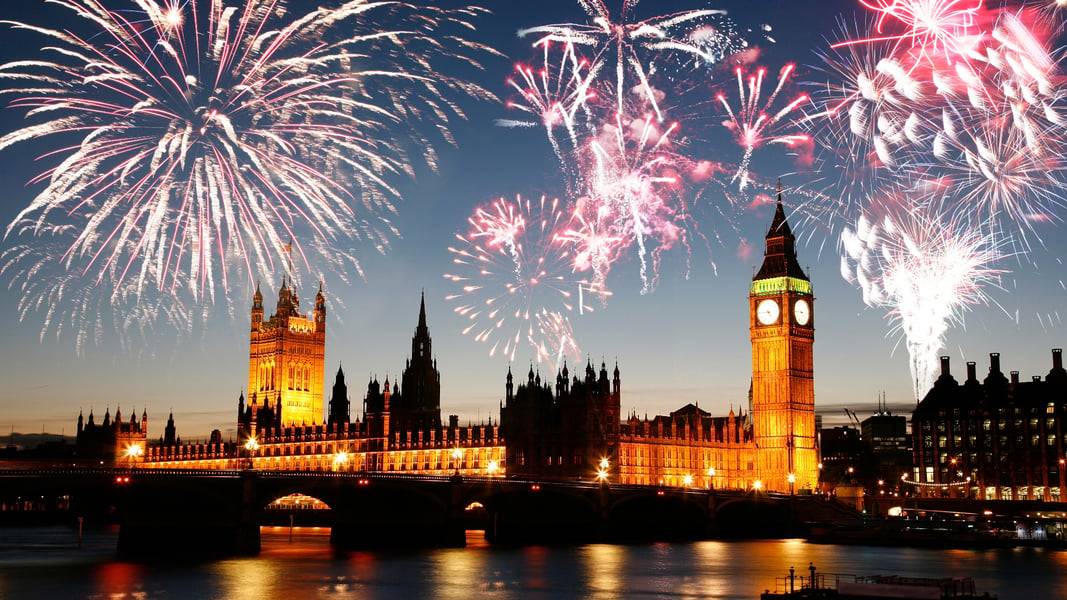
[759,563,996,599]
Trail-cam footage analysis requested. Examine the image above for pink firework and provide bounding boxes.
[498,38,599,168]
[716,64,812,191]
[579,113,695,294]
[444,195,607,363]
[834,0,985,64]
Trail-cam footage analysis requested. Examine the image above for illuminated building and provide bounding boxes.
[245,279,326,430]
[138,196,819,491]
[75,406,148,465]
[145,289,504,475]
[912,351,1067,501]
[501,191,818,493]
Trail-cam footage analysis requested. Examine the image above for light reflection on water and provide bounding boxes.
[0,527,1063,599]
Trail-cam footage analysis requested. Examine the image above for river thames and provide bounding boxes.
[0,527,1063,599]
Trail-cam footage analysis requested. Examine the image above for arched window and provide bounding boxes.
[288,363,294,390]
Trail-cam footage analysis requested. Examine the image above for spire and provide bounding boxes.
[418,290,427,331]
[754,186,807,281]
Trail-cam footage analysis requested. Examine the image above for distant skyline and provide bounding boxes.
[1,0,1065,441]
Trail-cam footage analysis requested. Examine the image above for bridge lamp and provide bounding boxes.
[125,443,143,459]
[487,460,499,476]
[683,474,693,487]
[753,480,763,491]
[599,457,609,470]
[596,468,609,483]
[244,437,259,452]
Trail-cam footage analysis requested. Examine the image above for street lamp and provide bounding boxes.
[707,467,716,490]
[487,460,499,476]
[452,447,463,474]
[244,436,259,469]
[683,474,693,487]
[333,450,349,471]
[753,480,763,491]
[124,443,143,469]
[788,472,796,495]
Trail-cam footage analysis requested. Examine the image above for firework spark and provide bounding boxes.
[0,0,496,344]
[444,194,607,363]
[716,64,811,191]
[841,203,1007,401]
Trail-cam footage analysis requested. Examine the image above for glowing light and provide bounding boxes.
[487,460,499,475]
[683,474,693,486]
[244,437,259,453]
[125,443,144,459]
[599,458,610,470]
[753,480,763,490]
[333,451,350,469]
[788,473,796,484]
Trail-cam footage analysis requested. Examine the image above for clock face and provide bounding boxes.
[794,299,810,326]
[756,299,779,325]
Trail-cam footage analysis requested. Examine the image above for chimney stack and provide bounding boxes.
[1010,371,1019,386]
[1054,349,1063,371]
[989,352,1001,374]
[940,356,951,377]
[966,362,976,382]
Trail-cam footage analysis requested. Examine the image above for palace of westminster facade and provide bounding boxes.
[82,196,822,494]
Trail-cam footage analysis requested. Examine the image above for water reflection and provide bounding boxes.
[0,526,1060,599]
[581,544,625,599]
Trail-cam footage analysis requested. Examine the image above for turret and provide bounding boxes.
[252,281,264,331]
[506,367,514,402]
[314,282,326,333]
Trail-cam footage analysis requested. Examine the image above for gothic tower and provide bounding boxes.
[749,190,818,493]
[246,279,327,431]
[395,293,442,434]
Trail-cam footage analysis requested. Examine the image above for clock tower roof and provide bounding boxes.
[755,190,807,282]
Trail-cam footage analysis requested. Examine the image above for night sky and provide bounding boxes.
[0,0,1064,441]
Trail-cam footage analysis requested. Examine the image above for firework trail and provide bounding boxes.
[519,0,736,121]
[716,64,811,192]
[444,195,608,363]
[498,38,599,171]
[0,0,497,344]
[841,202,1007,401]
[578,112,699,294]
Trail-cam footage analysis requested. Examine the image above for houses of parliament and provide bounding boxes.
[84,195,820,494]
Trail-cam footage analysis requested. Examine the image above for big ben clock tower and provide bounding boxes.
[749,189,818,493]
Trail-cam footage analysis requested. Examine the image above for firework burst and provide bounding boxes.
[444,194,607,363]
[497,37,599,170]
[716,63,811,191]
[841,201,1007,401]
[519,0,733,121]
[0,0,497,344]
[578,112,699,294]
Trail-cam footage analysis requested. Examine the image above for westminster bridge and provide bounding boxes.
[0,468,857,556]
